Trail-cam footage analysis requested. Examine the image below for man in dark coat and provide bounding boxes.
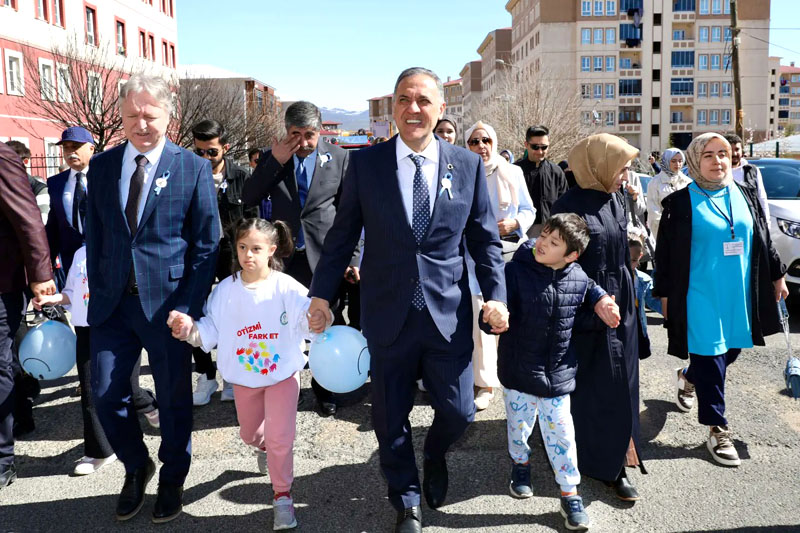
[516,125,568,237]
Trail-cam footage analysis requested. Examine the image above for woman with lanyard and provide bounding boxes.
[654,133,788,467]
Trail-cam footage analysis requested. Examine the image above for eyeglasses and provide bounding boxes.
[528,144,549,151]
[467,137,492,147]
[194,148,221,157]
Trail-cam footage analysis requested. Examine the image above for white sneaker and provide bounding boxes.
[474,387,494,411]
[256,449,267,475]
[144,409,160,429]
[220,380,235,402]
[73,454,117,475]
[707,425,741,467]
[193,375,218,406]
[273,496,297,530]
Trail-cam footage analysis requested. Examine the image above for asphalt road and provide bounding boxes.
[2,299,800,532]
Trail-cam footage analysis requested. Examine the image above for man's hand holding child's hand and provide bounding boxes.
[482,300,510,334]
[594,295,621,328]
[307,308,329,332]
[167,310,194,340]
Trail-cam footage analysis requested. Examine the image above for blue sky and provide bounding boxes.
[177,0,800,111]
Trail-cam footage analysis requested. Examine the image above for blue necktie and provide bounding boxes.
[72,172,87,235]
[409,154,429,310]
[295,158,308,249]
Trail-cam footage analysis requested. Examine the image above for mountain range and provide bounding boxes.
[320,107,370,132]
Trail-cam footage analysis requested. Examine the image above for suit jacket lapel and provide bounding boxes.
[423,137,448,242]
[138,141,179,232]
[106,144,132,237]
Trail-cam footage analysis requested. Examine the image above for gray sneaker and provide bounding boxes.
[273,496,297,530]
[675,367,695,412]
[256,449,267,475]
[707,425,741,467]
[560,494,590,531]
[509,461,533,499]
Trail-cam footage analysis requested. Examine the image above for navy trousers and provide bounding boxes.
[369,305,475,511]
[0,292,24,467]
[91,293,193,485]
[685,349,741,427]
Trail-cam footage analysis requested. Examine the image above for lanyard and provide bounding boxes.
[690,184,735,240]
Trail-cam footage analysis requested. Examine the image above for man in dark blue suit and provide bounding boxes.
[85,75,219,524]
[309,68,508,533]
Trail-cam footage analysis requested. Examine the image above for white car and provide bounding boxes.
[751,159,800,295]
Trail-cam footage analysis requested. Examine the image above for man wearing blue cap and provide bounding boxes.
[44,126,159,476]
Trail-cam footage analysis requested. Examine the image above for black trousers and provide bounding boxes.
[0,292,24,467]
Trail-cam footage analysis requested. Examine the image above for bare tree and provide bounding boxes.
[173,77,283,161]
[19,35,149,151]
[466,66,594,163]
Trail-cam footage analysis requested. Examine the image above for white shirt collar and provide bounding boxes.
[396,135,439,165]
[69,166,89,180]
[123,135,167,167]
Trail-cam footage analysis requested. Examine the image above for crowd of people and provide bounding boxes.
[0,66,791,533]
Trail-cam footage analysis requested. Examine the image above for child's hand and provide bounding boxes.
[32,293,64,310]
[482,300,510,333]
[594,295,620,328]
[307,309,329,332]
[167,310,193,340]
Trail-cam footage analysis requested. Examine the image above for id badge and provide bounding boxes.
[723,239,744,256]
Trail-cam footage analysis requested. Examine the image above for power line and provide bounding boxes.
[739,31,800,56]
[739,27,800,30]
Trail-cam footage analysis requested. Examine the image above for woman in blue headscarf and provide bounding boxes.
[646,148,691,241]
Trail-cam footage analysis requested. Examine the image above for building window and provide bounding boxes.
[594,83,603,99]
[711,82,720,97]
[594,56,603,71]
[581,56,591,72]
[582,28,591,44]
[116,20,126,55]
[712,0,721,14]
[779,98,790,106]
[723,54,731,69]
[594,28,603,43]
[699,26,709,42]
[674,0,696,11]
[53,0,63,26]
[722,109,731,124]
[5,50,23,96]
[36,0,48,20]
[671,111,684,123]
[606,28,616,43]
[699,0,709,14]
[606,83,615,98]
[39,59,55,100]
[724,0,730,14]
[698,82,708,97]
[594,0,603,15]
[711,26,721,42]
[605,111,615,126]
[138,30,146,57]
[57,63,71,102]
[170,44,176,68]
[673,30,685,40]
[606,0,616,15]
[582,1,591,16]
[581,111,592,125]
[88,72,102,114]
[698,54,708,70]
[671,77,694,95]
[1,0,17,8]
[619,105,642,123]
[722,82,731,97]
[161,40,168,66]
[581,83,591,98]
[606,56,616,71]
[724,27,731,41]
[148,34,155,60]
[620,23,641,41]
[710,109,719,125]
[671,51,695,68]
[792,99,800,107]
[619,79,642,96]
[697,109,707,125]
[711,54,720,70]
[620,57,632,69]
[85,5,97,46]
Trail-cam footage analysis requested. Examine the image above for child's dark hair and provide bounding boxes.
[231,218,293,277]
[628,237,644,253]
[541,213,590,256]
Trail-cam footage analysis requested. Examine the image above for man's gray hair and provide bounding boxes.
[284,101,322,131]
[118,75,174,115]
[393,67,444,100]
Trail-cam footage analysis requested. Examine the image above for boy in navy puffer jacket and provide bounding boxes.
[483,213,620,531]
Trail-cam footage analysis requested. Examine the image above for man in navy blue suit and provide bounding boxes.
[85,75,219,524]
[309,68,509,533]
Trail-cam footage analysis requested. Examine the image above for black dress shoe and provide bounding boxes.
[319,401,337,417]
[395,505,422,533]
[152,483,184,524]
[0,463,17,489]
[605,473,640,502]
[423,457,448,509]
[116,458,155,521]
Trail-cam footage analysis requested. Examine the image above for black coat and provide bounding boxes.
[550,188,641,482]
[494,241,606,398]
[215,158,258,280]
[516,158,568,224]
[653,182,785,359]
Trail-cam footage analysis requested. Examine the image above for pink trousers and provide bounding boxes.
[233,372,300,493]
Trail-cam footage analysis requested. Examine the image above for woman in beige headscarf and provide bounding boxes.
[654,133,787,468]
[550,133,645,501]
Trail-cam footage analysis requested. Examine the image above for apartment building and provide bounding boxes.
[771,60,800,137]
[368,93,394,138]
[460,60,482,125]
[443,77,463,134]
[181,64,279,118]
[0,0,178,172]
[504,0,771,153]
[477,28,512,97]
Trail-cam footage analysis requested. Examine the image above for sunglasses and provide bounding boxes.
[528,144,549,151]
[194,148,221,157]
[467,137,492,147]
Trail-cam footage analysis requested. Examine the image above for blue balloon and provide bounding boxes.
[19,320,76,380]
[308,326,370,394]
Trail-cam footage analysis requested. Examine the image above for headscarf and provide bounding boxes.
[685,132,733,191]
[464,121,518,210]
[660,148,685,178]
[434,116,458,141]
[567,133,639,193]
[499,149,515,164]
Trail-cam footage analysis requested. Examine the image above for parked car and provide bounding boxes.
[750,158,800,295]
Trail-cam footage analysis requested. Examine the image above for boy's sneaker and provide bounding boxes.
[560,495,590,531]
[256,449,267,475]
[272,496,297,530]
[509,462,533,499]
[144,409,160,429]
[193,375,218,406]
[675,367,695,412]
[707,425,741,466]
[220,380,235,402]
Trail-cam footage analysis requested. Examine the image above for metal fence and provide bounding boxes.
[27,155,64,180]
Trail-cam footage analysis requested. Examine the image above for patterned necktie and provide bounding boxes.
[125,155,148,236]
[72,172,86,234]
[409,154,430,310]
[295,157,308,249]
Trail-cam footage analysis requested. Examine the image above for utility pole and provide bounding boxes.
[730,0,744,139]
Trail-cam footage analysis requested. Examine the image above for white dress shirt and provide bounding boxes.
[63,167,89,233]
[119,137,167,224]
[395,136,438,225]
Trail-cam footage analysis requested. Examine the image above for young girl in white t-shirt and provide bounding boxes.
[168,218,328,531]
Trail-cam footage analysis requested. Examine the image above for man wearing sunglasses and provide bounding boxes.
[516,125,568,237]
[191,119,258,405]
